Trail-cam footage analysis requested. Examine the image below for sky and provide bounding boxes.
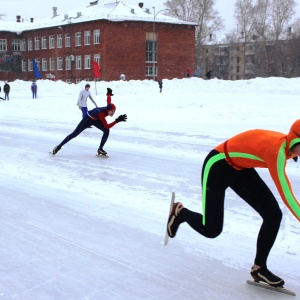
[0,76,299,299]
[1,0,235,32]
[1,0,299,33]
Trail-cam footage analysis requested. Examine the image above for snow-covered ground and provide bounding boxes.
[0,77,299,299]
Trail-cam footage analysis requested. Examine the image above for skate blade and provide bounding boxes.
[246,280,296,296]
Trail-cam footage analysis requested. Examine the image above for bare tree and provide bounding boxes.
[270,0,296,40]
[164,0,224,66]
[252,0,271,40]
[233,0,255,42]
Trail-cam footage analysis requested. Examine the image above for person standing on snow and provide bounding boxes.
[77,83,98,118]
[158,80,163,93]
[31,81,38,99]
[3,81,10,100]
[52,92,127,156]
[167,120,300,288]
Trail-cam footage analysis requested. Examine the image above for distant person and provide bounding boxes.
[205,70,212,80]
[167,120,300,288]
[31,81,38,99]
[119,74,126,81]
[77,83,98,119]
[3,81,10,100]
[186,67,191,78]
[51,91,128,156]
[158,80,163,93]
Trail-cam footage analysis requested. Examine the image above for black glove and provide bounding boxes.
[106,88,113,96]
[116,114,127,123]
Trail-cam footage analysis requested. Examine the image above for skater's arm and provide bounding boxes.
[268,147,300,221]
[99,113,117,129]
[107,94,112,104]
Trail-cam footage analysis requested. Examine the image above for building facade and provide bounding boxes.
[0,2,196,83]
[200,38,300,80]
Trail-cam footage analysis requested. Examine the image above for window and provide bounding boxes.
[65,56,71,70]
[66,79,72,84]
[75,32,81,46]
[75,56,82,69]
[94,29,100,44]
[84,55,91,69]
[65,33,71,47]
[146,66,157,77]
[21,60,26,71]
[49,35,55,49]
[21,39,26,51]
[146,41,157,62]
[11,39,21,51]
[28,59,33,71]
[57,34,63,48]
[146,32,157,62]
[42,58,48,71]
[0,39,7,51]
[28,38,33,51]
[57,57,63,70]
[34,38,40,50]
[237,57,240,63]
[94,54,100,65]
[84,31,91,45]
[42,37,47,49]
[236,66,240,73]
[49,57,55,70]
[76,78,81,84]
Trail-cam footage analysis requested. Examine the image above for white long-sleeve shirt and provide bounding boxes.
[77,89,97,108]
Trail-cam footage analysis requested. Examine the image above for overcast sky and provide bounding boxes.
[1,0,299,33]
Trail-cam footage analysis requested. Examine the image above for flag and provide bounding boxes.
[92,61,101,78]
[33,59,42,79]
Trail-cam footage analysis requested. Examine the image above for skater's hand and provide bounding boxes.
[116,114,127,123]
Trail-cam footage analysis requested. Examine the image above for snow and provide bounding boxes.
[1,1,196,33]
[0,77,299,299]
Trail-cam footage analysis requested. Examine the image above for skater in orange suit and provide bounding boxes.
[168,120,300,287]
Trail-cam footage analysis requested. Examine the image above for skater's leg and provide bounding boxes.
[180,150,236,238]
[230,169,282,267]
[93,122,110,149]
[58,116,93,147]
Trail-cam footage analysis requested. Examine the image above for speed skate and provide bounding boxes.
[246,280,296,296]
[164,192,175,246]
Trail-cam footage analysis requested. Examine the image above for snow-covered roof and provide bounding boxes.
[1,1,197,34]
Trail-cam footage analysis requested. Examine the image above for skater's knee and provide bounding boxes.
[201,227,222,238]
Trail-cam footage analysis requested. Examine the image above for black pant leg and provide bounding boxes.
[59,116,93,147]
[93,122,110,149]
[230,169,282,267]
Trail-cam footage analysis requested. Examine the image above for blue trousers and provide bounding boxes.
[81,107,88,118]
[59,115,109,149]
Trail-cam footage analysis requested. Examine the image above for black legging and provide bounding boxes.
[180,150,282,267]
[58,115,109,149]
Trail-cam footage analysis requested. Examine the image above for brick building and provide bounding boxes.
[0,1,196,83]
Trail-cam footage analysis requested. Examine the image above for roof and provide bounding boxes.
[0,1,197,34]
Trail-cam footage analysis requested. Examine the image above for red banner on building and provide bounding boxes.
[92,61,101,78]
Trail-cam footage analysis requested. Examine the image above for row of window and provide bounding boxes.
[22,54,100,72]
[21,54,157,77]
[0,30,100,52]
